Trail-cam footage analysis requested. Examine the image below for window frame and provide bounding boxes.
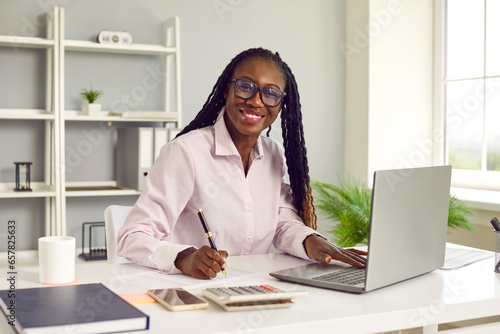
[434,0,500,192]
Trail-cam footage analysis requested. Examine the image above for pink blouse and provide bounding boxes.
[117,109,318,273]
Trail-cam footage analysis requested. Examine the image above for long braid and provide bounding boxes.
[177,48,317,229]
[278,59,317,230]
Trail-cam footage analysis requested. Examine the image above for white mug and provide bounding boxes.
[38,236,76,284]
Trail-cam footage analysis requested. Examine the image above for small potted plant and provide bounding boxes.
[80,86,103,117]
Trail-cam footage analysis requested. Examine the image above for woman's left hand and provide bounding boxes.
[303,235,367,268]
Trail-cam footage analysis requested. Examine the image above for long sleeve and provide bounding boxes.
[117,139,197,273]
[273,183,320,260]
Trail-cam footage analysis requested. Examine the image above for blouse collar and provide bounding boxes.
[214,106,264,160]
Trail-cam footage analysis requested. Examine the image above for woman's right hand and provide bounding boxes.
[174,246,228,279]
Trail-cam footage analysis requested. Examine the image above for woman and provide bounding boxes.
[117,48,366,279]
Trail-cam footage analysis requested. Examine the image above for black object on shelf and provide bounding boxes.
[79,222,107,261]
[14,162,33,191]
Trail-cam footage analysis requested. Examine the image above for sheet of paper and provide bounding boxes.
[113,267,257,290]
[441,247,493,270]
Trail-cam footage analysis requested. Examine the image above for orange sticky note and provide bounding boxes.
[119,293,156,305]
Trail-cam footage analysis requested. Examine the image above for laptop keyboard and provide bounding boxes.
[312,268,366,286]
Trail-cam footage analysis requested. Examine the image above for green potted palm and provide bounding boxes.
[312,177,475,247]
[80,86,103,117]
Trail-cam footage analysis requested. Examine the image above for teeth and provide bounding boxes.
[242,110,262,119]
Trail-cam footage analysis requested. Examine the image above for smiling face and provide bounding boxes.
[223,57,286,144]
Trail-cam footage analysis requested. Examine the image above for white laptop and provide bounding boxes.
[270,165,452,293]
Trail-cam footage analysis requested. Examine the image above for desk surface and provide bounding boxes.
[1,246,500,334]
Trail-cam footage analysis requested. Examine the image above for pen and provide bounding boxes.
[197,209,227,278]
[491,217,500,232]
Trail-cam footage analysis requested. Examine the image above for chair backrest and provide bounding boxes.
[104,205,133,264]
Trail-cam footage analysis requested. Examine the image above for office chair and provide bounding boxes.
[104,205,133,264]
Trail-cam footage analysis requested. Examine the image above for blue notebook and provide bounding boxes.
[0,283,149,333]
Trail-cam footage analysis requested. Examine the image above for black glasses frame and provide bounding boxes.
[230,78,286,107]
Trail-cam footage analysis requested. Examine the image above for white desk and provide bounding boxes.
[2,248,500,334]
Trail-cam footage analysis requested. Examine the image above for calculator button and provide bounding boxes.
[206,288,227,297]
[260,285,275,291]
[230,287,251,294]
[251,286,269,293]
[201,284,308,311]
[260,285,284,292]
[219,288,239,295]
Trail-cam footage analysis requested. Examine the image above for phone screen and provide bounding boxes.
[149,288,206,306]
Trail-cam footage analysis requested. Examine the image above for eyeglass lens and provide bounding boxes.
[233,79,284,107]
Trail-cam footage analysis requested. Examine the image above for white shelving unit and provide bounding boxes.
[0,183,58,199]
[0,7,60,237]
[0,6,182,240]
[57,8,182,236]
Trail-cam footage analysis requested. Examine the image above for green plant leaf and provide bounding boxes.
[80,88,103,103]
[313,178,371,247]
[448,195,475,232]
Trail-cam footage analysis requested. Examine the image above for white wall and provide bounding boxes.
[135,0,346,185]
[345,0,434,185]
[344,0,370,183]
[369,0,434,177]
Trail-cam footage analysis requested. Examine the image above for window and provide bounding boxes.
[435,0,500,190]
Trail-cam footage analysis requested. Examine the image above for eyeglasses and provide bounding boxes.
[230,78,286,107]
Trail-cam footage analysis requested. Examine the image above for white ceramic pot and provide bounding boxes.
[82,103,102,117]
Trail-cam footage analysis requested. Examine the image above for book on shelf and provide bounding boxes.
[116,127,171,191]
[65,185,124,191]
[0,283,149,333]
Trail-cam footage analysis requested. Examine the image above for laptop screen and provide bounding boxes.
[364,166,451,291]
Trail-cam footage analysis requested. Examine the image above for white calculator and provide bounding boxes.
[201,285,307,311]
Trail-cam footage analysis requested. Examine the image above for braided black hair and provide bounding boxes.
[177,48,317,229]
